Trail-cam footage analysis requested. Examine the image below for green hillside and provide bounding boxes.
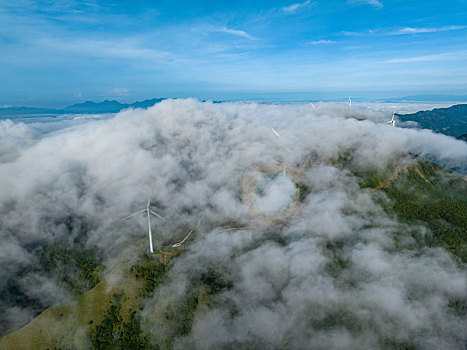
[398,104,467,137]
[0,240,230,350]
[0,243,173,349]
[356,159,467,263]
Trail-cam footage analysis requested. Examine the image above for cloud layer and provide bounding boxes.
[0,100,466,346]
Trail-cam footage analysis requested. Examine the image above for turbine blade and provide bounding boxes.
[150,210,166,221]
[122,209,146,220]
[271,127,281,138]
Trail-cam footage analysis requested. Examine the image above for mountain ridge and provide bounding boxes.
[0,98,167,116]
[397,103,467,137]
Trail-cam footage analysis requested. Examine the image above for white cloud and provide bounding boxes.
[392,25,467,35]
[1,100,466,346]
[342,30,375,36]
[308,40,337,45]
[38,36,177,63]
[381,51,467,64]
[215,27,259,40]
[110,88,129,96]
[343,25,466,38]
[348,0,383,8]
[282,0,311,13]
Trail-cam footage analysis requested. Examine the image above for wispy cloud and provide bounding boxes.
[110,88,129,96]
[214,27,259,40]
[38,36,176,63]
[381,51,467,64]
[282,0,311,13]
[342,29,376,36]
[307,40,337,45]
[343,25,466,37]
[392,25,467,35]
[348,0,383,8]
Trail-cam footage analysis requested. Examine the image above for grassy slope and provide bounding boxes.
[0,260,141,349]
[0,231,235,350]
[0,242,182,350]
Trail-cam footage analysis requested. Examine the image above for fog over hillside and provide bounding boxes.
[0,99,466,348]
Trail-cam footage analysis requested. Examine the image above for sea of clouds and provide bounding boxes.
[0,99,466,348]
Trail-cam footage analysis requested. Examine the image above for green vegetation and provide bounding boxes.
[324,240,351,278]
[0,218,103,337]
[357,160,467,263]
[163,289,199,339]
[131,253,167,297]
[198,270,234,295]
[0,246,178,349]
[37,238,101,294]
[295,182,311,202]
[398,103,467,138]
[147,268,234,349]
[26,216,102,295]
[87,253,169,349]
[89,292,152,349]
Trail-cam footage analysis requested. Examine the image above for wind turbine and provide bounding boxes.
[387,108,396,127]
[271,128,286,176]
[123,200,166,253]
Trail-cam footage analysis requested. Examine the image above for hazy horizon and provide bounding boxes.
[3,92,467,110]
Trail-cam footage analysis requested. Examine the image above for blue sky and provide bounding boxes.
[1,0,467,106]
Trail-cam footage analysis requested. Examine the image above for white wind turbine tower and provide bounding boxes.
[387,107,396,127]
[123,200,166,253]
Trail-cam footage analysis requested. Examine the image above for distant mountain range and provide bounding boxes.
[2,99,467,141]
[0,98,166,116]
[383,94,467,103]
[397,104,467,138]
